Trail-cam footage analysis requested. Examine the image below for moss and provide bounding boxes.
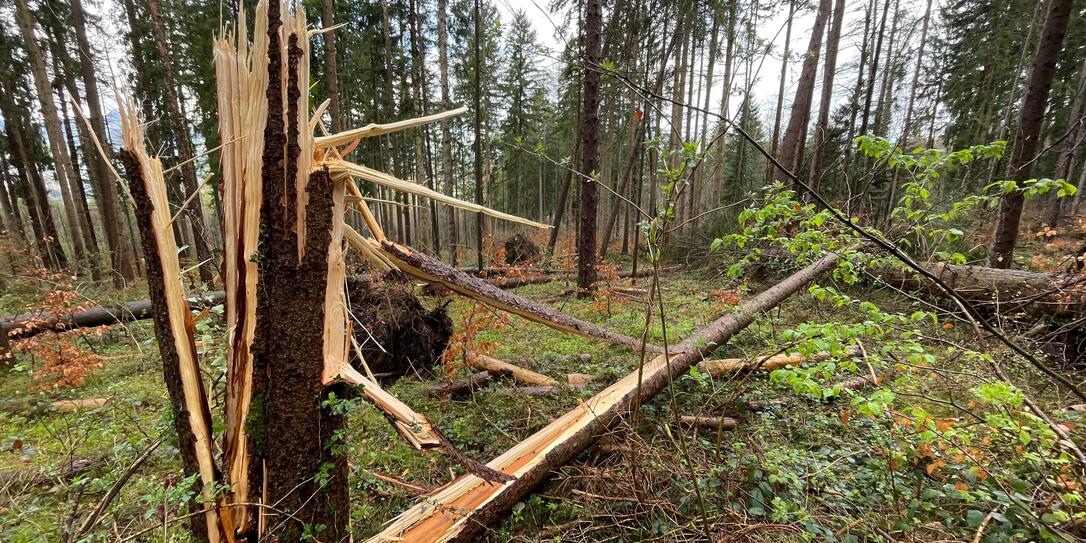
[245,392,267,457]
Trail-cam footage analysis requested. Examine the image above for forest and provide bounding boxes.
[2,0,1086,541]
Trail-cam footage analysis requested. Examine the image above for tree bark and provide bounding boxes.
[775,0,832,184]
[438,0,458,264]
[878,262,1086,318]
[576,0,603,296]
[808,0,846,198]
[245,9,349,538]
[472,0,485,272]
[147,0,215,285]
[14,0,85,269]
[988,0,1074,269]
[71,0,135,285]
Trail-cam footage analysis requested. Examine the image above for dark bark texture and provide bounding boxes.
[576,0,603,295]
[988,0,1073,268]
[120,150,216,543]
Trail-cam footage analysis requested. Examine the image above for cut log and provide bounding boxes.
[877,262,1086,318]
[366,253,838,543]
[679,415,738,431]
[2,292,226,341]
[359,237,664,353]
[428,371,493,398]
[467,354,558,386]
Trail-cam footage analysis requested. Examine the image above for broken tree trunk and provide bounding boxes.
[679,415,738,431]
[358,237,664,353]
[118,102,225,543]
[877,262,1086,318]
[367,253,838,543]
[428,371,493,398]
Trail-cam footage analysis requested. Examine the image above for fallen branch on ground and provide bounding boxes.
[366,253,838,542]
[697,346,862,377]
[466,354,558,386]
[679,415,738,431]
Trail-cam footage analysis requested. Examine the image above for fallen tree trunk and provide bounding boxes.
[697,346,861,377]
[371,239,664,353]
[679,415,738,431]
[492,267,666,290]
[1,292,226,342]
[366,253,838,543]
[467,354,558,386]
[877,262,1086,318]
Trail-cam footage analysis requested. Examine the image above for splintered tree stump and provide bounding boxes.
[504,233,542,265]
[347,272,452,383]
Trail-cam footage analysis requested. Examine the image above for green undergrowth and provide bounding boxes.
[2,265,1084,542]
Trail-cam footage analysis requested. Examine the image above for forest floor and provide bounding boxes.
[2,228,1085,542]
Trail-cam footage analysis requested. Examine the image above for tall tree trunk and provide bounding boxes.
[14,0,85,269]
[775,0,832,183]
[1045,53,1086,225]
[147,0,215,284]
[576,0,603,296]
[57,84,102,279]
[473,0,485,272]
[438,0,458,264]
[767,0,796,183]
[71,0,135,284]
[321,0,342,132]
[808,0,845,198]
[988,0,1074,268]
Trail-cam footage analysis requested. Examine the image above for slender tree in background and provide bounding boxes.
[808,0,845,198]
[0,65,66,269]
[1045,53,1086,225]
[147,0,215,285]
[473,0,484,272]
[72,0,136,285]
[859,0,890,138]
[884,0,933,217]
[576,0,602,296]
[322,0,342,133]
[988,0,1074,268]
[438,0,458,264]
[775,0,832,183]
[767,0,795,183]
[14,0,88,270]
